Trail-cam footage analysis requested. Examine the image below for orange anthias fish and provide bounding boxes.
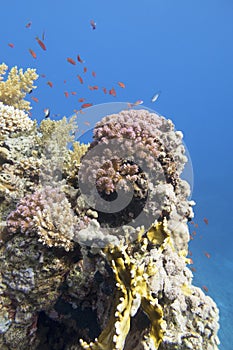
[194,223,199,228]
[31,96,39,103]
[102,87,107,94]
[77,75,83,84]
[29,49,37,58]
[88,85,98,91]
[204,251,211,259]
[133,100,144,106]
[92,71,96,77]
[71,91,77,95]
[67,57,76,65]
[204,217,209,225]
[47,81,53,88]
[83,67,87,73]
[118,82,125,88]
[81,103,93,108]
[109,88,116,97]
[190,267,196,272]
[64,91,69,98]
[8,43,14,48]
[78,98,85,102]
[77,55,84,63]
[36,37,46,51]
[202,285,208,292]
[25,21,32,28]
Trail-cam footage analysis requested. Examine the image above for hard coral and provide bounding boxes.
[7,186,77,251]
[0,102,34,137]
[0,63,38,111]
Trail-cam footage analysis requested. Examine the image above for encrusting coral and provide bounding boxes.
[0,63,220,350]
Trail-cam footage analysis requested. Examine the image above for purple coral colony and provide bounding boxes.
[0,63,220,350]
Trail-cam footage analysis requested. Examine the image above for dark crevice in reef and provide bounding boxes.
[36,299,101,350]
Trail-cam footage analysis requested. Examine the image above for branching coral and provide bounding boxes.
[7,186,77,251]
[0,63,38,111]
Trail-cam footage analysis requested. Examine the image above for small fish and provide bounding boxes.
[84,121,90,126]
[78,98,85,102]
[31,96,39,103]
[44,108,50,118]
[190,221,194,225]
[102,87,107,94]
[77,75,83,84]
[204,251,211,259]
[133,99,143,106]
[202,285,208,292]
[83,67,87,73]
[88,85,98,91]
[188,250,192,256]
[204,217,209,225]
[71,91,77,95]
[188,258,194,265]
[192,230,196,236]
[29,49,37,59]
[64,80,67,84]
[81,103,93,108]
[8,43,14,48]
[77,54,84,63]
[151,90,161,103]
[40,74,46,78]
[42,31,45,41]
[47,81,53,88]
[25,21,32,28]
[194,223,199,228]
[109,87,116,97]
[92,71,96,77]
[64,91,69,98]
[67,57,76,65]
[118,82,125,88]
[90,20,96,30]
[190,267,196,272]
[35,37,46,51]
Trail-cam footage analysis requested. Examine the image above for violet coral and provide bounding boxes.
[7,186,77,251]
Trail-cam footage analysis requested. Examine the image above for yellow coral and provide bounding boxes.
[80,244,165,350]
[0,63,38,111]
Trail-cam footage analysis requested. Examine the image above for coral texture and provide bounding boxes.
[0,64,220,350]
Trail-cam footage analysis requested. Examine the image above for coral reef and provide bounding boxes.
[0,64,220,350]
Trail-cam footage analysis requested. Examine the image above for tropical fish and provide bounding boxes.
[84,121,90,126]
[67,57,76,65]
[78,98,85,102]
[92,71,96,77]
[88,85,98,90]
[77,54,84,63]
[102,87,107,94]
[194,223,199,228]
[83,67,87,73]
[151,90,161,103]
[25,21,32,28]
[202,285,208,292]
[190,267,196,272]
[40,74,46,78]
[44,108,50,118]
[81,103,93,108]
[192,230,196,236]
[47,81,53,88]
[77,75,83,84]
[204,251,211,259]
[42,31,45,41]
[109,87,116,97]
[31,96,39,103]
[8,43,14,48]
[36,37,46,51]
[204,217,209,225]
[64,91,69,98]
[118,82,125,88]
[71,91,77,95]
[29,49,36,59]
[133,100,144,106]
[90,20,96,30]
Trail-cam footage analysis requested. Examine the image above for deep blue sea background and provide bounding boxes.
[1,1,233,348]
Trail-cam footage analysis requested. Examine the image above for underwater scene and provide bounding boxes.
[0,1,232,349]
